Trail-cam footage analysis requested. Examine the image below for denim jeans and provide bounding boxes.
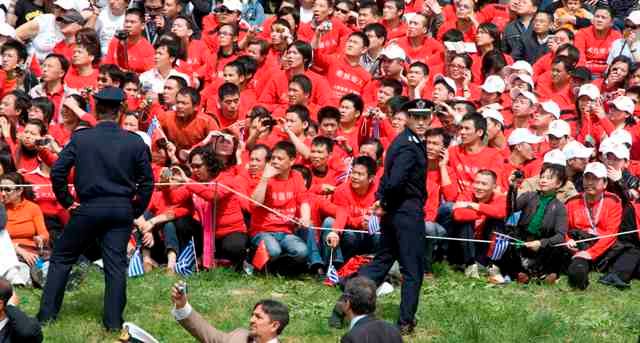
[307,217,380,268]
[424,221,447,273]
[140,211,179,255]
[251,231,308,264]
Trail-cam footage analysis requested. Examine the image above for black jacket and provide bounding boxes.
[375,127,427,214]
[341,315,403,343]
[51,121,154,218]
[514,192,568,248]
[0,306,43,343]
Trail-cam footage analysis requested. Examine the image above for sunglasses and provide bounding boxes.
[334,7,349,14]
[0,186,17,193]
[214,7,233,14]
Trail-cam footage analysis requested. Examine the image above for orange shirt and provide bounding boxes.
[6,199,49,249]
[158,111,218,151]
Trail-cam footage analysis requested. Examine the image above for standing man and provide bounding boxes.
[37,87,154,331]
[329,99,432,335]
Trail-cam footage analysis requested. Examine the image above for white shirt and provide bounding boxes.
[349,314,367,330]
[139,68,190,94]
[96,7,126,56]
[299,7,313,24]
[0,316,8,332]
[31,14,64,63]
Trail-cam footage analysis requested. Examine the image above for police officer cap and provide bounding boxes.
[93,86,125,103]
[401,99,435,117]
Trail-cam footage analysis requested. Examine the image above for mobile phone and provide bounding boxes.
[176,280,187,295]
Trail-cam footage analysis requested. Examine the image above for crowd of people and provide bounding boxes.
[0,0,640,336]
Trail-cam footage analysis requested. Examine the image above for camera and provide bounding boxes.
[35,138,51,146]
[321,21,332,31]
[160,168,172,179]
[115,30,129,40]
[253,26,263,33]
[261,117,278,127]
[513,170,524,180]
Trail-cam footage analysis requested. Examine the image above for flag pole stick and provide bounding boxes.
[193,236,199,274]
[553,230,640,247]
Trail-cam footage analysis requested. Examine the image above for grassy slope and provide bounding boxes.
[16,264,640,343]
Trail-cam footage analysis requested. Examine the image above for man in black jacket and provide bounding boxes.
[340,276,402,343]
[0,278,43,343]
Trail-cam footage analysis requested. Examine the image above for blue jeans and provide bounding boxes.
[139,211,180,255]
[307,217,381,268]
[425,221,447,273]
[251,232,308,264]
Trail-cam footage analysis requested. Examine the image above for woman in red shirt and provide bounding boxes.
[593,55,632,100]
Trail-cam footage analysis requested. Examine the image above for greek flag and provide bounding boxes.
[368,215,380,235]
[335,164,352,184]
[128,248,144,278]
[146,116,160,137]
[326,264,339,285]
[175,239,196,277]
[490,234,510,261]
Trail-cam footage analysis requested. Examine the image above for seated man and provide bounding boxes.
[564,162,622,290]
[171,282,290,342]
[450,169,507,275]
[308,136,343,196]
[250,141,311,269]
[0,277,43,342]
[322,156,380,267]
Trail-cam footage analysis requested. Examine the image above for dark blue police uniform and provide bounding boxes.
[358,106,428,328]
[37,88,154,330]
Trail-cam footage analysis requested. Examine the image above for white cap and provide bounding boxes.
[434,74,456,94]
[506,60,533,76]
[380,44,406,61]
[220,0,243,12]
[611,95,635,114]
[123,323,160,343]
[509,73,535,89]
[563,140,594,160]
[53,0,74,10]
[584,162,607,178]
[481,108,504,126]
[609,128,633,146]
[0,23,16,38]
[547,119,571,138]
[577,83,600,100]
[601,141,630,160]
[543,149,567,166]
[481,75,506,94]
[508,128,543,146]
[627,10,640,25]
[540,100,561,119]
[512,89,538,104]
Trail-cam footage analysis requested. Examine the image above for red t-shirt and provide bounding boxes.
[298,18,352,57]
[102,37,155,74]
[64,67,99,91]
[313,52,371,104]
[395,36,444,65]
[425,167,458,221]
[574,26,621,77]
[331,182,376,230]
[258,70,332,110]
[448,145,505,193]
[453,191,507,237]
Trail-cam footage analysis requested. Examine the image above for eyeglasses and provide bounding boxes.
[0,187,17,193]
[334,7,350,14]
[214,7,233,14]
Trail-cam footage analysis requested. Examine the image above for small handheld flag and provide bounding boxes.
[175,239,197,277]
[325,264,340,285]
[128,248,144,278]
[335,164,352,184]
[487,233,509,261]
[252,240,269,270]
[368,215,381,235]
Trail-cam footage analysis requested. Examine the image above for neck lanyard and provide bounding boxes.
[583,194,604,235]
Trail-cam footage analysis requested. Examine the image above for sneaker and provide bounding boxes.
[487,264,505,284]
[376,282,394,297]
[598,273,630,289]
[464,263,480,279]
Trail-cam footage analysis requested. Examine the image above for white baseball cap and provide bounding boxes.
[540,100,561,119]
[627,10,640,26]
[380,44,406,61]
[434,74,456,94]
[563,140,593,160]
[577,84,600,100]
[481,75,506,94]
[508,128,543,146]
[512,89,538,104]
[609,129,633,146]
[547,119,571,138]
[601,141,630,160]
[53,0,75,10]
[220,0,243,12]
[509,73,534,89]
[0,23,16,38]
[481,108,504,126]
[584,162,607,178]
[543,149,567,166]
[611,96,635,114]
[506,60,534,76]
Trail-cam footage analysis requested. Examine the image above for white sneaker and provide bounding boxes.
[464,263,480,279]
[487,264,505,284]
[376,281,394,297]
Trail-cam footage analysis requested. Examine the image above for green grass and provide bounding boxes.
[15,263,640,342]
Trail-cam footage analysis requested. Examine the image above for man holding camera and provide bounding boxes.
[103,7,155,74]
[171,282,290,343]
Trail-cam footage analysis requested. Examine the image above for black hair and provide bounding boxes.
[253,300,290,335]
[224,60,247,78]
[349,31,370,48]
[553,27,574,41]
[248,39,270,57]
[273,140,297,159]
[593,5,613,18]
[235,55,258,79]
[98,64,124,87]
[311,135,334,153]
[44,53,70,77]
[0,39,28,65]
[178,86,201,105]
[250,144,272,161]
[556,43,580,65]
[277,6,300,27]
[343,276,377,316]
[126,7,146,22]
[387,95,409,115]
[477,23,502,50]
[0,277,12,306]
[340,93,364,113]
[25,118,47,135]
[167,75,188,89]
[384,0,405,12]
[75,27,101,64]
[154,39,181,62]
[461,112,487,140]
[476,169,497,183]
[425,127,452,147]
[288,40,313,69]
[363,23,387,43]
[481,49,507,77]
[0,172,35,200]
[292,164,312,189]
[360,138,384,161]
[10,90,31,126]
[29,97,54,125]
[359,1,380,16]
[552,55,576,74]
[0,151,16,174]
[380,79,403,96]
[540,163,568,188]
[290,74,312,95]
[122,71,140,88]
[317,106,341,124]
[285,104,310,124]
[409,61,429,76]
[352,155,377,177]
[442,29,464,42]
